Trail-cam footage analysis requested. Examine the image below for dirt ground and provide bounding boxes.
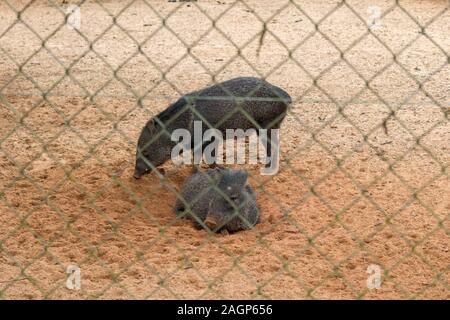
[0,0,449,299]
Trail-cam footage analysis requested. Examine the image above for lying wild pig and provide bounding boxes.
[134,77,291,178]
[174,168,260,232]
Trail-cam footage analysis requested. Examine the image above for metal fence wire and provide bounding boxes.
[0,0,449,299]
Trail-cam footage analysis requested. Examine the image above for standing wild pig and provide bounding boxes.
[174,168,260,232]
[134,77,291,178]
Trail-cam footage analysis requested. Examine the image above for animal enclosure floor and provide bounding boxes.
[0,0,449,299]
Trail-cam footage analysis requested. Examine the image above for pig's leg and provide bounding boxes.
[261,121,281,168]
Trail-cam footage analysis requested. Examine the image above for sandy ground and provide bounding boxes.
[0,0,449,299]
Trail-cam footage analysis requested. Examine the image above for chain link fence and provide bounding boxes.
[0,0,449,299]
